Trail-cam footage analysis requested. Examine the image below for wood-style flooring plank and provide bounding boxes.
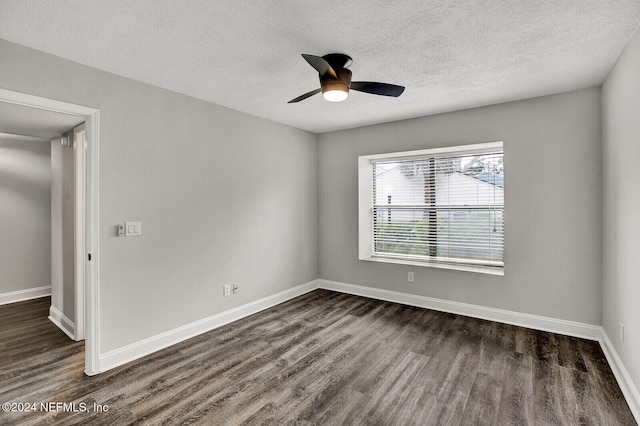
[460,372,503,426]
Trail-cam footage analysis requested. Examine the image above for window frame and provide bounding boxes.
[358,141,504,276]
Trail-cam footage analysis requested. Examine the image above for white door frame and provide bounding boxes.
[73,123,86,341]
[0,88,101,375]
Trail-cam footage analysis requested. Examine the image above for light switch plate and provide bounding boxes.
[125,221,142,237]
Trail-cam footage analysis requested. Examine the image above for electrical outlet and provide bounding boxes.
[223,284,231,297]
[620,322,624,343]
[408,272,414,283]
[233,283,239,294]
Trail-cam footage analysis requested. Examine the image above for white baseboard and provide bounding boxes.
[98,280,319,373]
[318,279,602,341]
[49,305,77,341]
[0,286,51,305]
[599,330,640,423]
[93,277,639,422]
[98,278,602,373]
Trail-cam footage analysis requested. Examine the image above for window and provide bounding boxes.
[358,142,504,274]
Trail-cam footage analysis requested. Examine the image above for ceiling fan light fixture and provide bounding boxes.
[322,84,349,102]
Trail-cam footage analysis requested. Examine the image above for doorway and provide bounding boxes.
[0,88,100,375]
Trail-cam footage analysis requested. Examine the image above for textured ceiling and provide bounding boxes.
[1,1,639,133]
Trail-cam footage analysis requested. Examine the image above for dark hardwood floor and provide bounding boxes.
[0,290,635,425]
[0,297,78,368]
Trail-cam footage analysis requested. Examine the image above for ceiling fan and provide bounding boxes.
[288,53,405,103]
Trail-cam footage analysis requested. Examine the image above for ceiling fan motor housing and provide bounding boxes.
[321,67,352,95]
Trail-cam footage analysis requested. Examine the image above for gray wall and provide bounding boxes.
[602,27,640,395]
[0,137,51,294]
[0,39,318,353]
[0,34,624,372]
[50,133,76,320]
[318,88,602,325]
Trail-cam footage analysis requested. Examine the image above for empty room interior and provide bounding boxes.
[1,1,640,424]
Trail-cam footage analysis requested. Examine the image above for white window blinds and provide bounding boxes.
[370,146,504,268]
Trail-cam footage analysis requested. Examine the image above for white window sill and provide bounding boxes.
[360,256,504,276]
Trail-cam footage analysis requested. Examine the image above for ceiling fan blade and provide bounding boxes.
[350,82,405,97]
[288,88,322,103]
[301,54,337,79]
